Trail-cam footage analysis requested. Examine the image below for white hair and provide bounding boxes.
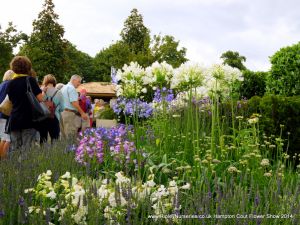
[70,74,82,82]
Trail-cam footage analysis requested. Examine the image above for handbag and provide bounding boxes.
[0,95,13,116]
[26,77,51,122]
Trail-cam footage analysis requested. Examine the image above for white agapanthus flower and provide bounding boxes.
[145,61,174,86]
[171,63,205,89]
[46,190,57,200]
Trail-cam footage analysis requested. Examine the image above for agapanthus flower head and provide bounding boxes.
[153,87,174,103]
[113,97,153,118]
[171,62,205,90]
[145,61,174,87]
[115,62,146,98]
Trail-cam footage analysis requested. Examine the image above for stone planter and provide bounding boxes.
[96,119,117,128]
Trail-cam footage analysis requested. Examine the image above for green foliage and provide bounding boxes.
[235,70,267,99]
[97,107,116,120]
[267,42,300,96]
[19,0,68,82]
[220,50,247,71]
[93,41,133,81]
[93,9,188,81]
[247,95,300,156]
[64,41,96,82]
[152,34,187,68]
[120,8,150,54]
[0,22,27,78]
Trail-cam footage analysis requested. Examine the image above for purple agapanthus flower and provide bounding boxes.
[153,87,174,103]
[112,97,153,118]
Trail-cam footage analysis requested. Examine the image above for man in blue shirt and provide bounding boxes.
[61,75,88,137]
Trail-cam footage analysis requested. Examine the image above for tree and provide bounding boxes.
[220,50,247,71]
[266,42,300,96]
[236,70,267,99]
[64,41,96,82]
[94,8,189,82]
[120,8,151,54]
[0,22,27,78]
[19,0,68,82]
[152,34,187,68]
[93,41,133,81]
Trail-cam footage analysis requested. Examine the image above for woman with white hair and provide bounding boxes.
[0,70,14,158]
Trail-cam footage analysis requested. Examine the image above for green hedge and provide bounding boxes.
[247,95,300,155]
[221,95,300,156]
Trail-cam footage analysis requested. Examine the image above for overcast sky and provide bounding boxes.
[1,0,300,71]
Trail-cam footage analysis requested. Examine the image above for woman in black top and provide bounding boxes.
[7,56,43,151]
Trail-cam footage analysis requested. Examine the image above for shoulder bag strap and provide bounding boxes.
[51,89,59,101]
[26,76,33,93]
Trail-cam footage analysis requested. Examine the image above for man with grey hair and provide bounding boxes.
[61,75,88,137]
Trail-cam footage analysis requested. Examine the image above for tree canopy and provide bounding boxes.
[266,42,300,96]
[120,8,150,54]
[0,22,27,79]
[19,0,68,82]
[152,34,187,68]
[220,50,247,71]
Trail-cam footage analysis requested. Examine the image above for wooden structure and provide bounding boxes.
[77,82,116,100]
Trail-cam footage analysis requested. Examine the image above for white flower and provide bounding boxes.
[228,166,239,173]
[46,190,56,200]
[28,206,36,214]
[260,159,270,167]
[24,188,34,193]
[264,172,272,177]
[102,179,108,185]
[104,206,112,219]
[248,117,259,124]
[169,180,177,187]
[146,180,156,188]
[46,170,52,176]
[181,183,191,190]
[61,172,71,179]
[72,177,78,186]
[98,185,109,201]
[61,180,69,189]
[141,87,147,93]
[72,206,87,224]
[108,192,127,207]
[72,184,86,207]
[44,181,52,188]
[115,172,130,185]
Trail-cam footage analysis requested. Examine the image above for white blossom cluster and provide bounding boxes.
[115,62,145,98]
[24,171,191,224]
[144,61,174,87]
[114,62,243,112]
[25,171,87,225]
[171,62,205,90]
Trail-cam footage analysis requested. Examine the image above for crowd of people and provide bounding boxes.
[0,56,108,158]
